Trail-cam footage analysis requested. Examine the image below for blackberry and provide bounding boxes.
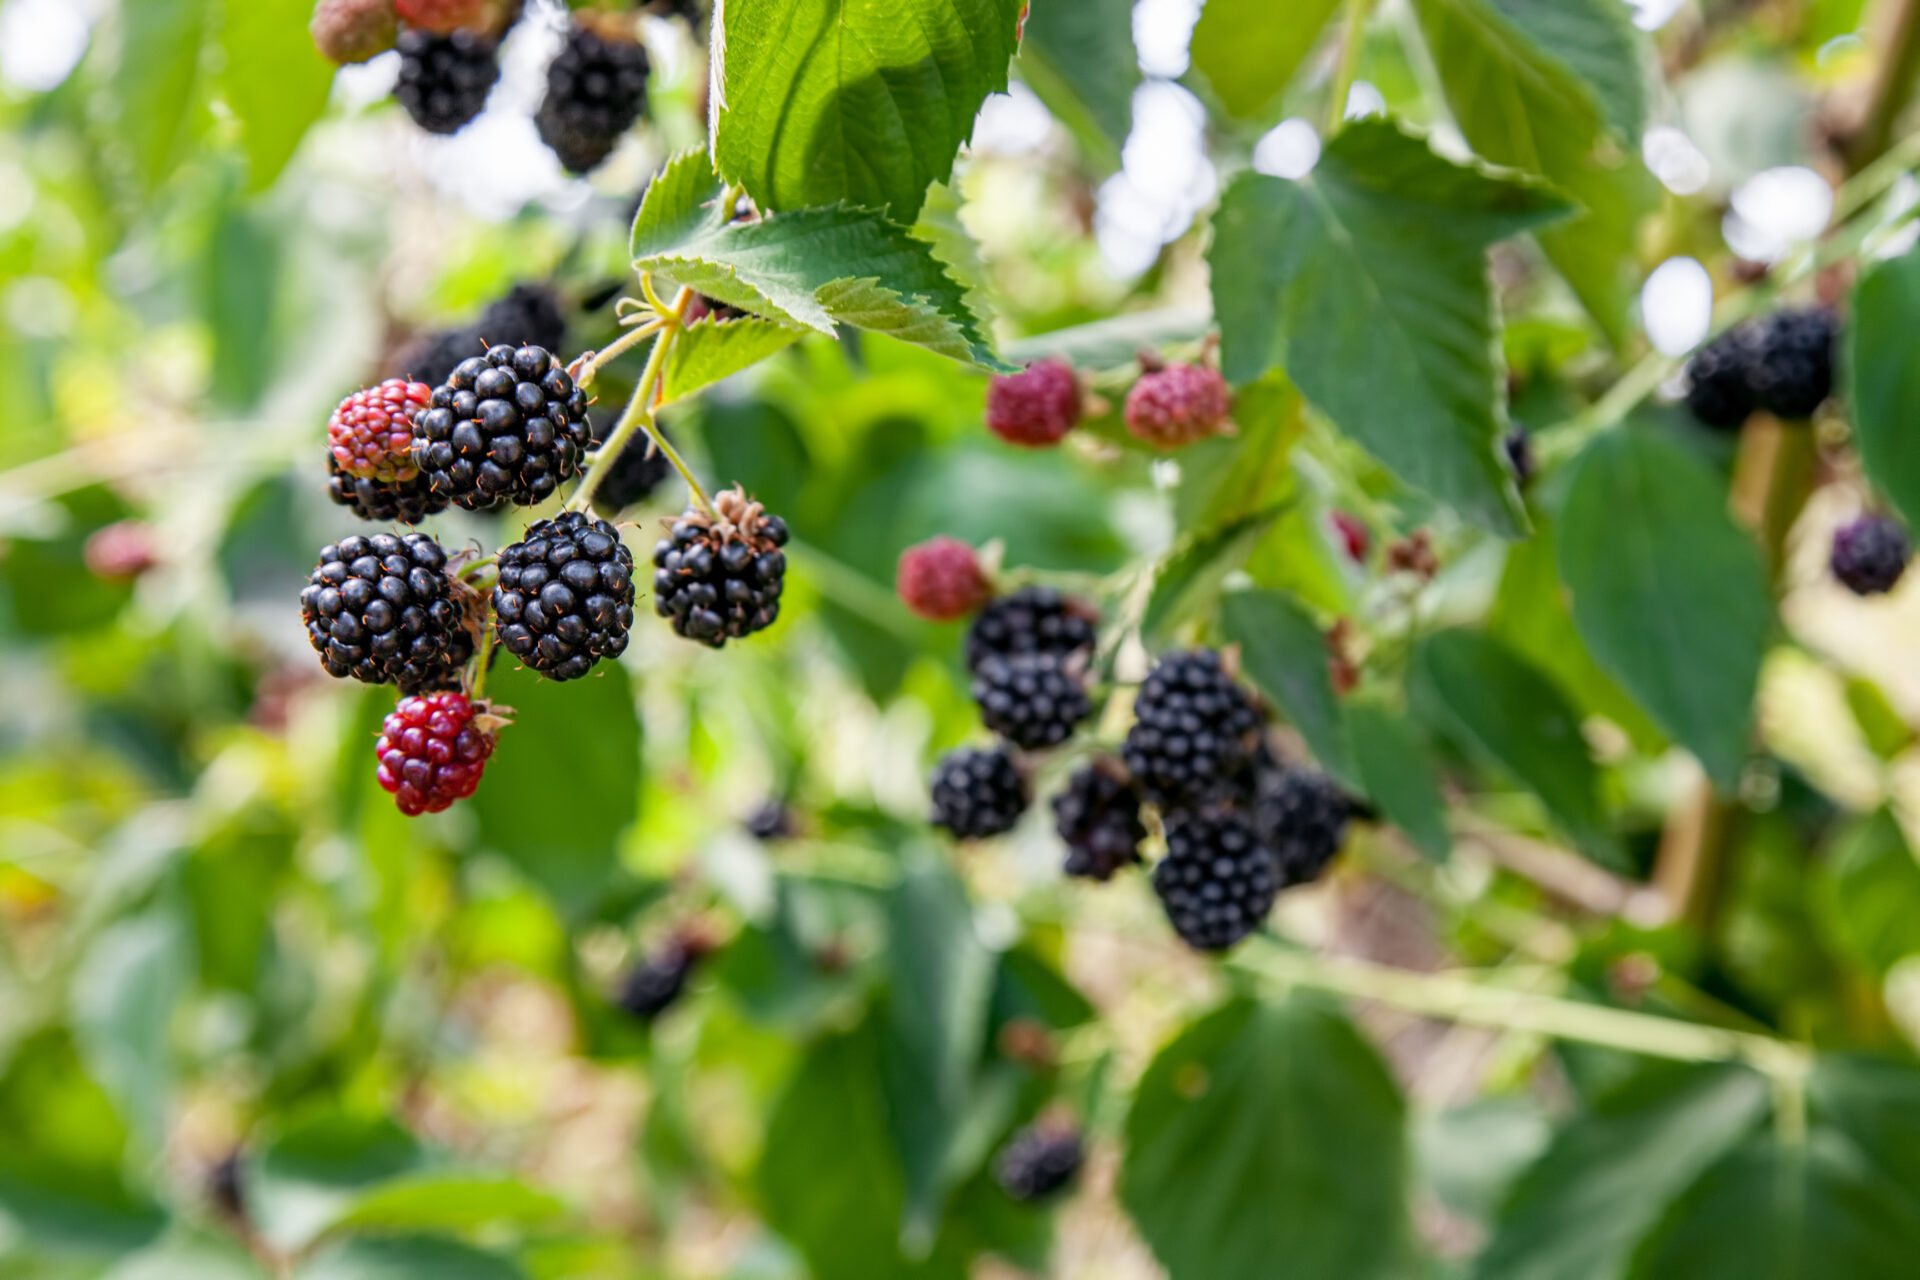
[1052,761,1145,881]
[1152,808,1279,951]
[1124,362,1233,449]
[1750,307,1837,419]
[1255,763,1354,886]
[537,21,651,174]
[745,799,797,841]
[1121,649,1263,809]
[477,283,567,356]
[300,533,476,691]
[411,343,591,510]
[394,29,500,136]
[395,0,492,34]
[994,1125,1084,1202]
[329,379,432,483]
[652,487,788,648]
[972,653,1092,750]
[393,328,486,390]
[616,941,698,1020]
[964,586,1098,674]
[1831,513,1910,596]
[492,510,636,681]
[375,691,498,815]
[207,1151,245,1219]
[986,359,1081,447]
[897,536,991,621]
[1504,424,1535,488]
[328,458,451,524]
[929,745,1027,839]
[589,420,675,515]
[1684,326,1757,429]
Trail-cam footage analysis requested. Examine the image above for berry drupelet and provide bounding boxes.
[1152,807,1280,952]
[536,20,651,174]
[964,585,1098,674]
[375,691,497,815]
[300,533,476,692]
[492,510,636,681]
[994,1124,1085,1202]
[411,343,592,510]
[1121,648,1264,809]
[394,29,500,135]
[1053,761,1146,881]
[929,745,1028,839]
[1831,512,1911,596]
[652,487,788,648]
[972,652,1092,750]
[328,459,451,524]
[329,379,432,483]
[985,359,1081,447]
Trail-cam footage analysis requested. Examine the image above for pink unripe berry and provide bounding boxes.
[985,359,1081,447]
[896,537,992,621]
[310,0,399,64]
[1123,363,1233,449]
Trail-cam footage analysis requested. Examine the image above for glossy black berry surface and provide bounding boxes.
[412,343,592,510]
[652,490,788,648]
[929,745,1027,840]
[1151,807,1279,952]
[1053,762,1145,881]
[493,511,636,681]
[300,532,474,692]
[964,586,1097,674]
[394,29,499,135]
[1122,649,1263,809]
[972,652,1092,750]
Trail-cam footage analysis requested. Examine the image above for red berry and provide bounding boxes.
[985,359,1081,447]
[1331,512,1370,562]
[1123,363,1233,449]
[328,379,432,483]
[897,537,991,621]
[311,0,398,64]
[394,0,491,34]
[375,692,497,816]
[84,520,157,580]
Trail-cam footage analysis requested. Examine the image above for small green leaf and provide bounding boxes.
[1143,506,1286,645]
[1410,629,1621,867]
[70,905,189,1156]
[251,1115,424,1252]
[329,1175,566,1236]
[630,149,727,260]
[1210,120,1568,535]
[1557,427,1770,791]
[1347,698,1451,860]
[1190,0,1342,122]
[659,317,805,407]
[1121,996,1416,1280]
[1822,812,1920,975]
[105,1235,270,1280]
[1220,589,1355,787]
[219,0,335,190]
[1494,0,1650,142]
[295,1236,526,1280]
[1847,251,1920,530]
[713,0,1024,220]
[1017,0,1138,165]
[109,0,211,195]
[1811,1054,1920,1192]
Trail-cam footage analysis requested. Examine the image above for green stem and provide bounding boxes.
[573,319,663,389]
[1326,0,1377,134]
[468,625,497,702]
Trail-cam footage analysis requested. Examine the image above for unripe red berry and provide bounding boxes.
[1330,512,1369,562]
[84,521,157,581]
[376,691,497,816]
[1123,363,1232,449]
[896,537,991,621]
[394,0,491,34]
[328,379,432,483]
[310,0,399,65]
[985,359,1081,447]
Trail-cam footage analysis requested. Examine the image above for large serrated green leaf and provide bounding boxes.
[1847,251,1920,529]
[1017,0,1138,166]
[659,317,805,407]
[218,0,334,191]
[630,149,728,260]
[109,0,211,195]
[713,0,1024,220]
[1493,0,1649,141]
[1210,120,1567,536]
[1190,0,1342,122]
[1220,589,1355,787]
[1347,698,1451,860]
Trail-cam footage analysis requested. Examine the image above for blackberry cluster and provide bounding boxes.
[492,511,636,681]
[590,420,675,515]
[394,29,500,135]
[1684,307,1838,428]
[1152,808,1281,951]
[328,460,450,524]
[1121,649,1263,808]
[375,691,497,815]
[616,942,698,1020]
[1053,762,1145,881]
[1831,513,1910,596]
[300,533,475,691]
[929,745,1028,839]
[965,586,1097,673]
[994,1125,1084,1203]
[537,21,650,174]
[652,487,788,647]
[972,653,1092,750]
[1256,762,1355,885]
[411,343,591,510]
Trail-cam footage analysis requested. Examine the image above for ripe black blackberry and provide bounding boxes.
[300,533,476,691]
[477,283,567,355]
[745,799,797,841]
[1052,761,1145,881]
[1749,307,1837,419]
[616,942,697,1020]
[327,458,450,524]
[964,586,1098,674]
[537,20,650,174]
[1255,763,1354,886]
[411,343,592,510]
[972,652,1092,750]
[589,418,675,515]
[1831,512,1910,596]
[652,487,788,647]
[1684,326,1757,430]
[1151,808,1280,952]
[994,1124,1084,1202]
[1121,649,1263,809]
[394,29,500,135]
[929,745,1027,839]
[492,510,636,681]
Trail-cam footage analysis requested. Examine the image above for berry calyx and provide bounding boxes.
[896,537,991,621]
[536,19,651,174]
[994,1124,1084,1202]
[1053,761,1145,881]
[652,487,789,648]
[972,652,1092,750]
[1684,325,1757,430]
[1123,362,1233,449]
[411,343,592,510]
[1831,512,1910,596]
[1152,807,1279,952]
[985,359,1081,447]
[493,510,637,681]
[375,691,498,815]
[394,29,500,135]
[329,379,432,483]
[301,533,477,691]
[1749,306,1837,419]
[929,745,1028,839]
[1121,649,1263,809]
[964,585,1098,674]
[311,0,399,64]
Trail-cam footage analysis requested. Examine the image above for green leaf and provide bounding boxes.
[1811,1054,1920,1192]
[471,661,641,918]
[1017,0,1139,165]
[1189,0,1342,122]
[329,1175,566,1236]
[218,0,335,190]
[295,1237,526,1280]
[1823,812,1920,974]
[630,149,729,260]
[1416,1098,1551,1227]
[109,0,210,195]
[713,0,1025,220]
[1000,305,1213,370]
[1847,251,1920,530]
[1410,629,1621,868]
[659,316,806,407]
[1144,507,1287,645]
[1210,120,1567,535]
[1557,427,1770,791]
[69,905,189,1156]
[204,200,283,411]
[1121,996,1415,1280]
[1173,374,1303,533]
[104,1235,269,1280]
[1475,1064,1770,1280]
[251,1115,425,1252]
[1625,1134,1920,1279]
[1411,0,1656,345]
[1347,698,1451,860]
[1220,589,1355,787]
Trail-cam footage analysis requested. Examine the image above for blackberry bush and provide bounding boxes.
[971,652,1091,750]
[300,533,476,692]
[1831,512,1910,596]
[994,1125,1084,1202]
[394,29,500,135]
[410,343,591,510]
[929,745,1027,839]
[1152,808,1280,952]
[537,20,651,174]
[964,585,1097,674]
[492,510,637,681]
[1053,761,1145,881]
[1122,649,1263,808]
[375,691,497,815]
[652,487,788,648]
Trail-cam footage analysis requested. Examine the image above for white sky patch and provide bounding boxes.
[1643,125,1710,196]
[970,83,1055,157]
[1133,0,1203,78]
[1097,78,1217,277]
[1345,81,1387,120]
[0,0,93,93]
[1724,165,1834,263]
[1252,119,1320,179]
[1641,256,1713,356]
